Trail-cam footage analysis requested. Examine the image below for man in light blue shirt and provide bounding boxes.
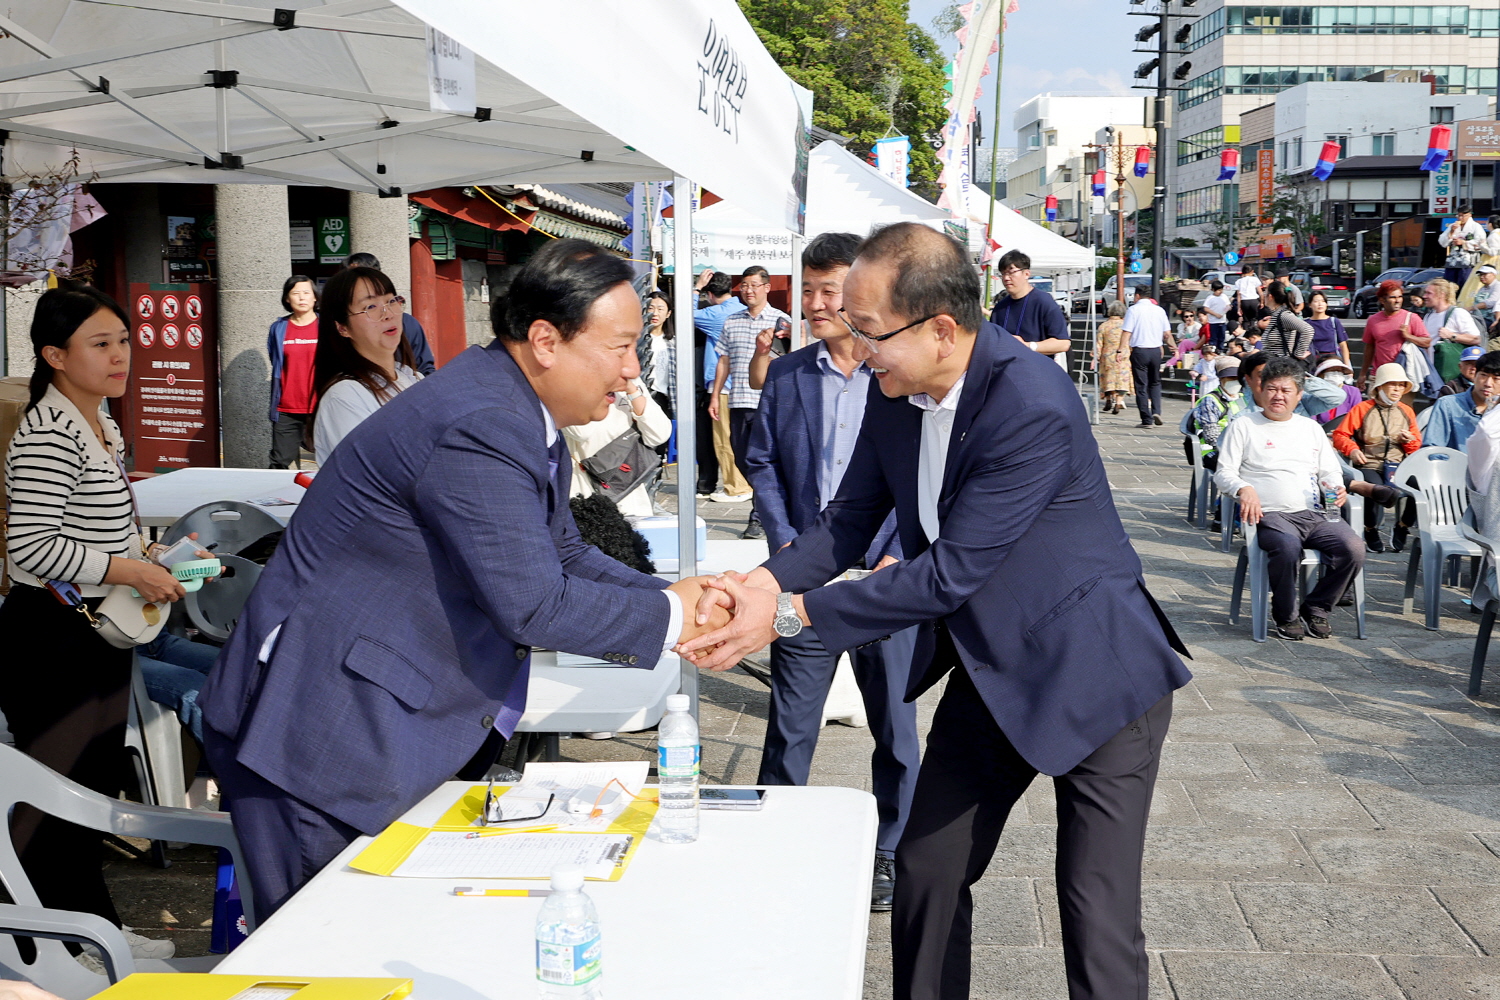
[1425,349,1500,452]
[691,270,744,494]
[741,233,919,915]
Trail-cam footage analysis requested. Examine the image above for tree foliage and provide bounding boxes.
[738,0,951,200]
[1270,176,1328,255]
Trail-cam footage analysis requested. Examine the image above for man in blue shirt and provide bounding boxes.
[987,249,1070,364]
[742,233,920,914]
[1425,349,1500,452]
[692,270,742,494]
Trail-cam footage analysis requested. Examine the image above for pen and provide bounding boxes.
[463,825,559,837]
[453,887,553,897]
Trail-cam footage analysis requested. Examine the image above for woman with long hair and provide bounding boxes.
[1306,290,1351,368]
[311,265,422,466]
[1,280,184,960]
[641,289,675,417]
[267,274,319,469]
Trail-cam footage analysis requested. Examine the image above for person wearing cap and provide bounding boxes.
[1424,349,1500,453]
[1312,356,1362,427]
[1440,344,1486,398]
[1333,363,1423,552]
[1214,357,1364,640]
[1471,264,1500,341]
[1184,355,1247,472]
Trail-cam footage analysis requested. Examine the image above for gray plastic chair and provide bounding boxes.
[184,554,262,643]
[1460,510,1500,696]
[1185,434,1216,529]
[159,501,283,557]
[1395,447,1482,630]
[1229,494,1367,642]
[0,743,255,997]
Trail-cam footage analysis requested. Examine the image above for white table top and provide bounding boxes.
[130,468,305,527]
[518,652,681,734]
[216,782,877,1000]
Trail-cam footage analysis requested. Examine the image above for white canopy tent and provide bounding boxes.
[965,188,1094,272]
[0,1,810,697]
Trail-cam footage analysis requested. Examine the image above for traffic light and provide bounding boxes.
[1134,58,1159,79]
[1172,61,1192,80]
[1174,23,1192,43]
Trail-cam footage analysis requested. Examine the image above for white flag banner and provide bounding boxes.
[426,26,476,115]
[396,0,811,232]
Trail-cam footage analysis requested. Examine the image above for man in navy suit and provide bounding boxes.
[683,223,1191,1000]
[741,232,920,913]
[199,240,728,922]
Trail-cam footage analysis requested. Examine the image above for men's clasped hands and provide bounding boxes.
[672,568,804,672]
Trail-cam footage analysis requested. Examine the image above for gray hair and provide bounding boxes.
[1261,356,1306,390]
[1106,300,1127,319]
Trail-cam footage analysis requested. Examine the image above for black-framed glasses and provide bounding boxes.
[836,309,935,354]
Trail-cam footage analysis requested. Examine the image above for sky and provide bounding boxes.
[907,0,1141,150]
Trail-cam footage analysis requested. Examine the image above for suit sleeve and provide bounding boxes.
[742,372,799,551]
[785,400,1077,655]
[414,411,668,664]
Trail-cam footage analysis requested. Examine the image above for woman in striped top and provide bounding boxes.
[1,280,187,954]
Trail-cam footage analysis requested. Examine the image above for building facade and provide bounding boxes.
[1171,0,1500,240]
[1005,93,1143,233]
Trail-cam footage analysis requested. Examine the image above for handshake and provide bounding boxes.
[664,567,803,672]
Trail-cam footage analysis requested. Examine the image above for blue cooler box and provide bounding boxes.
[630,515,708,563]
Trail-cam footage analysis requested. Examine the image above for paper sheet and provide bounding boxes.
[507,761,651,832]
[392,832,634,879]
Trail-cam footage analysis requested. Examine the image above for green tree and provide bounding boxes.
[738,0,951,199]
[1269,176,1327,255]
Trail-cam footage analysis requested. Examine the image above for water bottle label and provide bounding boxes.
[658,743,700,778]
[537,935,601,986]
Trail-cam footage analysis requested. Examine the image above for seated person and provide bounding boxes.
[1332,364,1423,552]
[1311,356,1362,427]
[1439,345,1485,397]
[1215,357,1366,640]
[1425,349,1500,453]
[139,632,221,745]
[1184,356,1246,472]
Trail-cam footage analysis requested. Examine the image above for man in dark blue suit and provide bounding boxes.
[683,224,1191,1000]
[200,240,728,922]
[741,231,920,913]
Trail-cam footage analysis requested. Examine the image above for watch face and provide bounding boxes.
[774,615,802,637]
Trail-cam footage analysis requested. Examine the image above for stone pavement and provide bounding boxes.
[108,395,1500,997]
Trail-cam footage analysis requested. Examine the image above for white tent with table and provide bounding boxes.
[965,187,1094,272]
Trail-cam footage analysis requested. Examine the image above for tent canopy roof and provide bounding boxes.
[966,188,1093,272]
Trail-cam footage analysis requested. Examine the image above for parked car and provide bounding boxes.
[1185,270,1231,311]
[1349,267,1417,318]
[1074,273,1153,313]
[1401,267,1446,301]
[1288,269,1355,317]
[1027,275,1072,314]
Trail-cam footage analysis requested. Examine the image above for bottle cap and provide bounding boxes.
[666,694,690,713]
[550,866,585,892]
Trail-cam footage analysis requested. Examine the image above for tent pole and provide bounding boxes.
[790,232,803,349]
[672,175,699,720]
[982,23,1005,312]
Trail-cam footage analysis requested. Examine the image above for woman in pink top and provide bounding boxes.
[1359,279,1431,391]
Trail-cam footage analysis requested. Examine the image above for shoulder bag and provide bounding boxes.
[579,426,660,504]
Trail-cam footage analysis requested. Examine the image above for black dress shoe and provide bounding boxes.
[742,521,766,540]
[871,854,895,912]
[1139,421,1154,428]
[1152,414,1163,425]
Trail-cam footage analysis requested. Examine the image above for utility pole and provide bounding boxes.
[1130,0,1199,300]
[983,24,1006,311]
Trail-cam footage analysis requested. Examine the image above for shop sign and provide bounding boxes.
[1456,120,1500,160]
[1430,158,1455,216]
[1256,149,1274,225]
[318,216,349,264]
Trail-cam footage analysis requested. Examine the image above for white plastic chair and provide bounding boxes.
[1459,509,1500,696]
[1185,434,1216,529]
[0,743,253,998]
[1395,447,1482,631]
[1229,494,1367,642]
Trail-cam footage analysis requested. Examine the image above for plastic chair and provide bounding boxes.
[1460,510,1500,696]
[184,554,262,643]
[158,501,284,557]
[0,743,253,997]
[1185,435,1216,529]
[1395,447,1482,631]
[1229,493,1367,642]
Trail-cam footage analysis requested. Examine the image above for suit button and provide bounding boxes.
[629,655,638,664]
[481,715,495,729]
[515,647,528,660]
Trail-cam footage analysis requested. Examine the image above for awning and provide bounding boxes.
[966,188,1094,271]
[0,0,809,230]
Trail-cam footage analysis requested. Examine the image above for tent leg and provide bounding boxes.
[672,175,700,723]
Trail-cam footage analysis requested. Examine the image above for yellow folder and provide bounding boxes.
[92,973,412,999]
[348,784,657,880]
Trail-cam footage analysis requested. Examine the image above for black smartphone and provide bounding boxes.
[699,787,767,810]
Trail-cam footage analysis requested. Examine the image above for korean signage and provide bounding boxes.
[1456,120,1500,160]
[697,18,750,142]
[317,216,349,264]
[126,283,219,471]
[873,136,911,189]
[1430,157,1455,216]
[290,218,315,262]
[662,219,794,271]
[426,25,475,115]
[1256,149,1275,225]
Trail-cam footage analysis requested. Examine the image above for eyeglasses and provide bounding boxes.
[351,295,406,321]
[836,309,935,353]
[740,281,770,290]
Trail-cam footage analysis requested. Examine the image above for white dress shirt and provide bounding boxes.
[909,371,968,543]
[1123,300,1172,348]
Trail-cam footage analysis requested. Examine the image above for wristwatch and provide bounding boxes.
[774,592,803,638]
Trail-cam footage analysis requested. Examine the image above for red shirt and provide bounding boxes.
[1362,309,1419,369]
[278,316,319,414]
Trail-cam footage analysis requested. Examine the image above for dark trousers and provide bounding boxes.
[269,412,311,469]
[1357,468,1416,532]
[1130,347,1163,422]
[893,666,1172,1000]
[694,393,719,493]
[0,584,131,927]
[758,625,921,855]
[1446,266,1472,288]
[1256,509,1366,624]
[728,407,760,526]
[204,726,360,925]
[1208,323,1226,350]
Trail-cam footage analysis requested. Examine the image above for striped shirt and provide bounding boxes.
[5,384,139,596]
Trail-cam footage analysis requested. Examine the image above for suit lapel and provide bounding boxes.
[940,326,1000,501]
[796,351,824,468]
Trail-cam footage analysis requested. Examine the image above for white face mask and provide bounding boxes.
[1324,372,1348,386]
[1221,381,1241,397]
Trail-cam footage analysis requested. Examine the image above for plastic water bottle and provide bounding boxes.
[535,866,602,999]
[656,693,700,844]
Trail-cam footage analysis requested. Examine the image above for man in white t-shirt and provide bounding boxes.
[1120,286,1175,427]
[1203,280,1231,350]
[1214,356,1366,640]
[1232,265,1262,324]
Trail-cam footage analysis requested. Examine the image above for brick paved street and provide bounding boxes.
[108,393,1500,996]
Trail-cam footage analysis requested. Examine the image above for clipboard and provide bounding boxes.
[92,974,412,999]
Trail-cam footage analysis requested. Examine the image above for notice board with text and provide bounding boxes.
[125,282,220,471]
